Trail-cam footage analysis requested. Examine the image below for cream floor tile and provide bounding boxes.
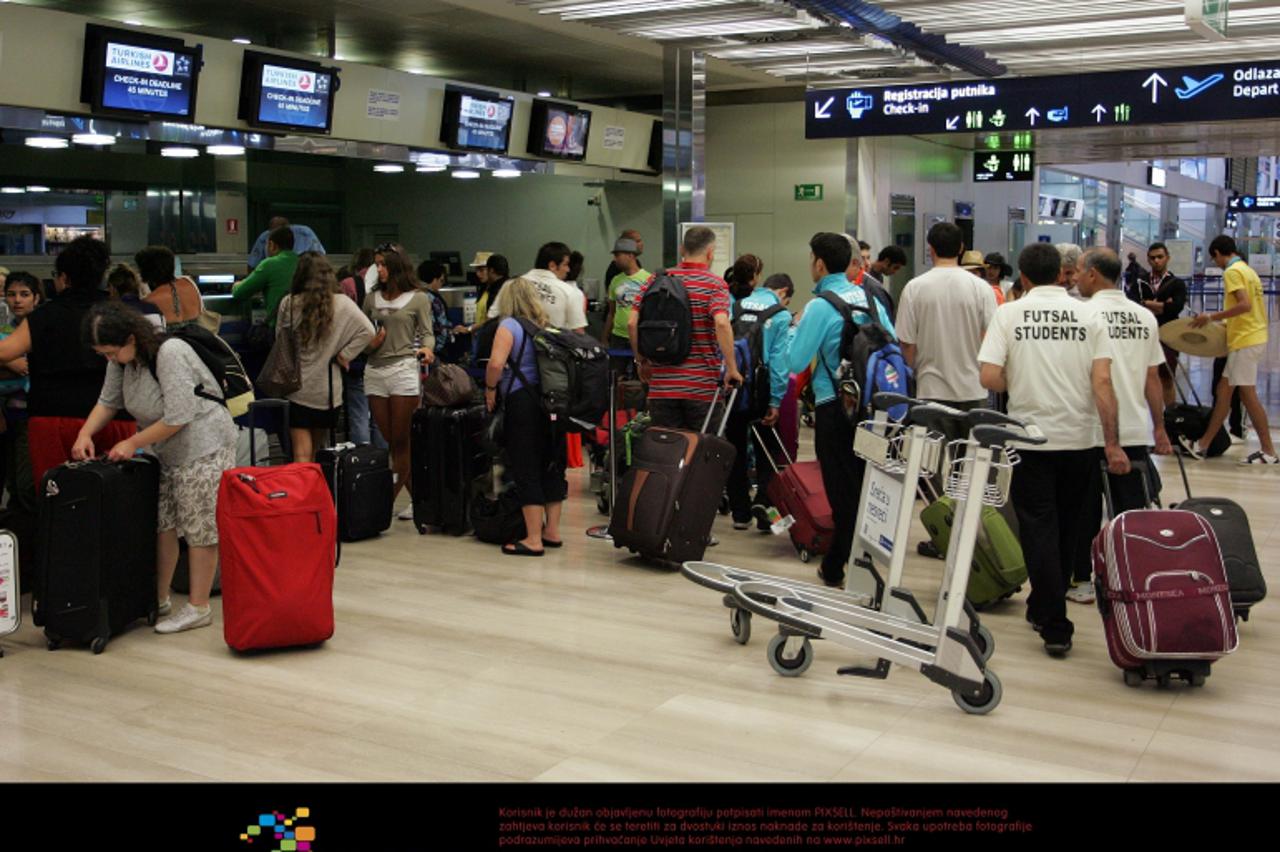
[1129,731,1280,782]
[833,733,1128,782]
[534,732,823,782]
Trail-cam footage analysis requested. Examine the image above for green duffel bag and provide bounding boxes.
[919,496,1026,610]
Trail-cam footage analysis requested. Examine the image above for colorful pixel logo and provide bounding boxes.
[239,808,316,851]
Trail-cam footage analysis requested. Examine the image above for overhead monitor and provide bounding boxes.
[81,24,202,121]
[440,85,515,154]
[527,99,591,161]
[238,51,339,133]
[975,151,1035,182]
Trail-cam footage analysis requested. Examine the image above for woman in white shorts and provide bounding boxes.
[363,246,435,514]
[73,302,238,634]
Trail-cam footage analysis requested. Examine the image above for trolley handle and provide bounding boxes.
[905,402,966,431]
[971,423,1047,450]
[965,408,1025,429]
[872,392,922,413]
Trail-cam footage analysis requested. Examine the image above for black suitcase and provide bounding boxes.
[412,405,488,535]
[316,443,394,542]
[608,389,737,565]
[1164,403,1230,457]
[37,457,160,653]
[1171,453,1266,621]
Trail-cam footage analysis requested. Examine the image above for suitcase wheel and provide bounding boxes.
[729,608,752,645]
[146,609,158,627]
[1123,669,1144,688]
[46,634,61,651]
[952,669,1002,715]
[767,634,813,677]
[718,495,730,516]
[596,496,610,516]
[798,548,812,564]
[90,636,107,655]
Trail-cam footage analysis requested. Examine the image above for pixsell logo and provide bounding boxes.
[240,807,317,851]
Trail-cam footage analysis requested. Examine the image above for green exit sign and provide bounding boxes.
[794,184,824,202]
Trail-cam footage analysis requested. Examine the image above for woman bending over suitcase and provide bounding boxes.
[278,254,376,462]
[484,277,568,557]
[72,302,238,634]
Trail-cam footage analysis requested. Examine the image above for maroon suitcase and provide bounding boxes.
[755,424,834,563]
[1092,508,1238,687]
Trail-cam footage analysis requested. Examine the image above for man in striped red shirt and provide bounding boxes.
[629,226,742,431]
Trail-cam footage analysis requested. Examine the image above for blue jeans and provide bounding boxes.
[344,366,387,449]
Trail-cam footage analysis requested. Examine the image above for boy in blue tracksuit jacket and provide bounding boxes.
[726,274,797,529]
[786,233,896,586]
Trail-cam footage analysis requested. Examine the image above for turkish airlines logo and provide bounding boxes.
[106,42,176,77]
[152,53,169,73]
[263,64,325,95]
[299,74,312,91]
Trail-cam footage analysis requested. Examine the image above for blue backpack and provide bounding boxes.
[817,292,913,422]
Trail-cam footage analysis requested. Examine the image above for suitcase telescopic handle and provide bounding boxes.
[749,422,793,473]
[1099,458,1156,520]
[700,383,740,437]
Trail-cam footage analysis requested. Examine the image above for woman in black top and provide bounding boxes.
[0,236,136,488]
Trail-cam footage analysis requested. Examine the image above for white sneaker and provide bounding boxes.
[1066,582,1096,605]
[1177,434,1205,460]
[1238,451,1280,466]
[157,597,172,617]
[397,506,415,521]
[155,603,212,634]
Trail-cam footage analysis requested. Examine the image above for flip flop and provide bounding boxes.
[503,541,544,557]
[542,539,564,548]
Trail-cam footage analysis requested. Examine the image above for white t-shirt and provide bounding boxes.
[977,285,1114,451]
[520,268,588,331]
[1084,288,1164,448]
[895,265,997,401]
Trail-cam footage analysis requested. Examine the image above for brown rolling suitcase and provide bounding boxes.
[608,387,737,565]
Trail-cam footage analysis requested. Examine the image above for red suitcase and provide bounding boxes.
[755,424,834,563]
[1092,508,1237,687]
[217,463,337,652]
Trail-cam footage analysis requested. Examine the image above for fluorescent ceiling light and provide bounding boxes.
[1,187,25,194]
[537,91,553,97]
[160,146,200,158]
[25,136,68,149]
[124,19,142,26]
[451,170,481,179]
[72,132,117,146]
[233,38,252,45]
[493,169,522,178]
[416,165,448,173]
[26,185,51,192]
[207,145,246,156]
[373,163,406,173]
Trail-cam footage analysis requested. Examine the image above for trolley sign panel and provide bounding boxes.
[858,465,906,566]
[0,531,18,641]
[807,59,1280,139]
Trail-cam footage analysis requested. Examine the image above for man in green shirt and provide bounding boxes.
[600,236,649,353]
[232,224,299,326]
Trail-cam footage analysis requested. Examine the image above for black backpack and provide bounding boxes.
[515,320,610,431]
[150,325,255,418]
[731,302,787,420]
[636,272,692,365]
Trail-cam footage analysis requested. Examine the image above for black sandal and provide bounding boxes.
[542,539,564,548]
[503,541,544,557]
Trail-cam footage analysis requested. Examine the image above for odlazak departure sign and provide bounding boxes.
[807,60,1280,139]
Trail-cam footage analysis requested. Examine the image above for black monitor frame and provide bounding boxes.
[237,49,340,134]
[81,23,203,121]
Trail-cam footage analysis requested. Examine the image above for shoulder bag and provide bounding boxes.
[256,298,303,399]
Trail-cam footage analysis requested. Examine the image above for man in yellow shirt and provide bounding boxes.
[1185,235,1277,464]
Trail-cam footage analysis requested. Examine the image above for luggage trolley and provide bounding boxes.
[0,530,18,657]
[681,395,956,647]
[730,420,1045,714]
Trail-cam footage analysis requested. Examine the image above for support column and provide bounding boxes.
[1106,181,1124,250]
[662,46,706,268]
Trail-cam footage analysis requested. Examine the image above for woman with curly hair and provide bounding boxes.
[277,253,376,462]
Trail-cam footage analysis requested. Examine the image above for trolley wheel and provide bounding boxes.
[766,634,813,677]
[1123,669,1144,688]
[798,548,812,564]
[1156,674,1172,689]
[596,496,610,516]
[718,495,731,516]
[972,624,995,663]
[46,636,61,651]
[952,669,1003,715]
[90,637,107,655]
[1188,671,1207,688]
[729,608,752,645]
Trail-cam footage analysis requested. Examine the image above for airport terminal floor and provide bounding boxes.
[2,373,1277,784]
